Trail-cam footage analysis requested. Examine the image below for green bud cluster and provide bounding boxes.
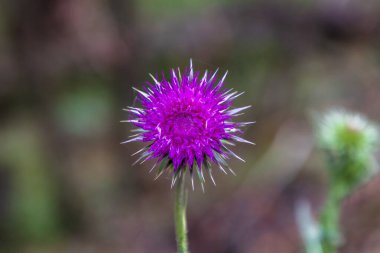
[318,110,378,194]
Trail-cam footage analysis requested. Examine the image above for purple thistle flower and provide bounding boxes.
[122,60,254,189]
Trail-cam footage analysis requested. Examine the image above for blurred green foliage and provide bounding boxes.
[138,0,230,18]
[54,75,114,137]
[0,122,60,244]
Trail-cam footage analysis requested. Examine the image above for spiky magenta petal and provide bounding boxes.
[124,61,252,182]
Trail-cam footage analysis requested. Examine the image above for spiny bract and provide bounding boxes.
[122,60,253,189]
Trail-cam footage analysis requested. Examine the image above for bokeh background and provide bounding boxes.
[1,0,380,252]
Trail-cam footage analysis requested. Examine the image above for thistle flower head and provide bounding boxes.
[317,110,379,191]
[123,60,253,188]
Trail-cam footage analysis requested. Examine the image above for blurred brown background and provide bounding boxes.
[1,0,380,252]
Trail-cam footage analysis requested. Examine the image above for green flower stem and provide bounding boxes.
[319,185,344,253]
[175,172,189,253]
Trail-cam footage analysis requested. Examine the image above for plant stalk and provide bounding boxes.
[320,185,343,253]
[175,172,189,253]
